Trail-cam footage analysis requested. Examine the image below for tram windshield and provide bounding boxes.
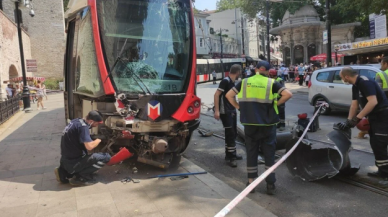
[97,0,192,94]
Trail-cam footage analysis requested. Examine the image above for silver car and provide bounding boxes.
[308,65,382,115]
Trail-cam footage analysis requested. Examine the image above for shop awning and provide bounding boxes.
[310,53,345,61]
[8,77,45,83]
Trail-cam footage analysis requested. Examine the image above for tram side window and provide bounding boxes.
[74,8,104,96]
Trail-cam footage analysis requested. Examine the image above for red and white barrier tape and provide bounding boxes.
[215,105,324,217]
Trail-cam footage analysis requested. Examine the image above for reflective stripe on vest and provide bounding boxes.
[240,76,274,103]
[237,75,279,126]
[377,70,388,91]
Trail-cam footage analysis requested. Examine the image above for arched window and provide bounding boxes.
[294,45,304,64]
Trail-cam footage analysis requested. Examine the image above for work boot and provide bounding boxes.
[54,167,69,184]
[367,171,388,179]
[266,184,276,195]
[225,154,243,161]
[226,158,237,167]
[69,176,96,186]
[246,182,255,193]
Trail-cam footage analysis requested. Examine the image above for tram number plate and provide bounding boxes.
[161,83,179,91]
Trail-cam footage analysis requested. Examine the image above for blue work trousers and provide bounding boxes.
[244,125,277,184]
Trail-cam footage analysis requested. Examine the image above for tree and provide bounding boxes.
[63,0,70,12]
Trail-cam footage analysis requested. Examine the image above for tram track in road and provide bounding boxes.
[197,119,388,198]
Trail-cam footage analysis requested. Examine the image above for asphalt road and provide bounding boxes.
[183,82,388,217]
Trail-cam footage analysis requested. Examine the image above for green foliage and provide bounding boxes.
[63,0,70,12]
[44,78,63,90]
[216,0,388,38]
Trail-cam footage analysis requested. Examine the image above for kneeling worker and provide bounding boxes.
[226,61,292,195]
[55,110,111,186]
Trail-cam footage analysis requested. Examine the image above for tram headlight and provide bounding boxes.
[187,106,194,114]
[194,101,200,108]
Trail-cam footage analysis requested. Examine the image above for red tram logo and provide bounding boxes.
[147,100,163,120]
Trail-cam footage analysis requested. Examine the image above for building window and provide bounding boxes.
[199,38,204,48]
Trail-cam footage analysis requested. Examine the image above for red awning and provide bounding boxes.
[9,77,45,82]
[310,53,345,61]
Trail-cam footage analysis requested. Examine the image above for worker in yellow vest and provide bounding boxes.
[226,61,293,195]
[269,69,286,131]
[376,57,388,98]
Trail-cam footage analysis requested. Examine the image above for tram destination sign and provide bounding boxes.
[26,59,37,72]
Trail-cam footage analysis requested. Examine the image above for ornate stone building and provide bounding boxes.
[270,5,360,66]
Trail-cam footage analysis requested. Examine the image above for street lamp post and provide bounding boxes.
[325,0,332,67]
[13,0,34,111]
[266,0,271,63]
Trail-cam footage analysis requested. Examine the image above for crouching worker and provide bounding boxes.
[55,110,111,186]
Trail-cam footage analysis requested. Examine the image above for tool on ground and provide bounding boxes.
[149,171,207,179]
[107,147,133,166]
[198,129,214,137]
[170,175,189,181]
[214,104,325,217]
[121,176,140,184]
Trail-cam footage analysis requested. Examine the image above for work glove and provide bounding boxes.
[337,117,361,130]
[347,117,361,128]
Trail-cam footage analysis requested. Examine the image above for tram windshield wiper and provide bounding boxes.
[104,38,128,83]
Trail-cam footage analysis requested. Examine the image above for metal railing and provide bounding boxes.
[0,97,20,125]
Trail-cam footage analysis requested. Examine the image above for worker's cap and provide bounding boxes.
[87,110,103,123]
[256,61,270,71]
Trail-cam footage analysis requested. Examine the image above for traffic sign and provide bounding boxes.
[26,59,37,72]
[323,30,328,44]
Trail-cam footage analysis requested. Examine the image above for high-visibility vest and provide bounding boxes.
[377,69,388,92]
[237,74,279,126]
[274,77,284,102]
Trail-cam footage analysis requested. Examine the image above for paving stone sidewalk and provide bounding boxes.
[0,94,276,217]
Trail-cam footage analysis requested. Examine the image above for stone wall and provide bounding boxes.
[0,10,32,101]
[2,0,66,79]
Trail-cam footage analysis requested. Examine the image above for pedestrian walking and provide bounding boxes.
[214,64,243,167]
[269,69,286,131]
[289,65,295,82]
[337,67,388,179]
[283,66,289,82]
[298,63,305,86]
[55,110,111,186]
[212,69,217,84]
[36,81,47,110]
[375,56,388,98]
[305,73,311,86]
[42,82,48,100]
[225,61,293,195]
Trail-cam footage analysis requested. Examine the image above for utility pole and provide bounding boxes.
[326,0,331,67]
[220,28,223,59]
[266,0,271,63]
[15,1,31,111]
[241,17,245,55]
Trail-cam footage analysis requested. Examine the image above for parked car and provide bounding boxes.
[308,65,382,115]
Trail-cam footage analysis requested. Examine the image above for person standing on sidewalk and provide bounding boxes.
[337,67,388,179]
[6,84,13,99]
[212,69,217,84]
[214,64,243,167]
[298,63,305,86]
[55,110,111,186]
[376,56,388,98]
[226,61,293,194]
